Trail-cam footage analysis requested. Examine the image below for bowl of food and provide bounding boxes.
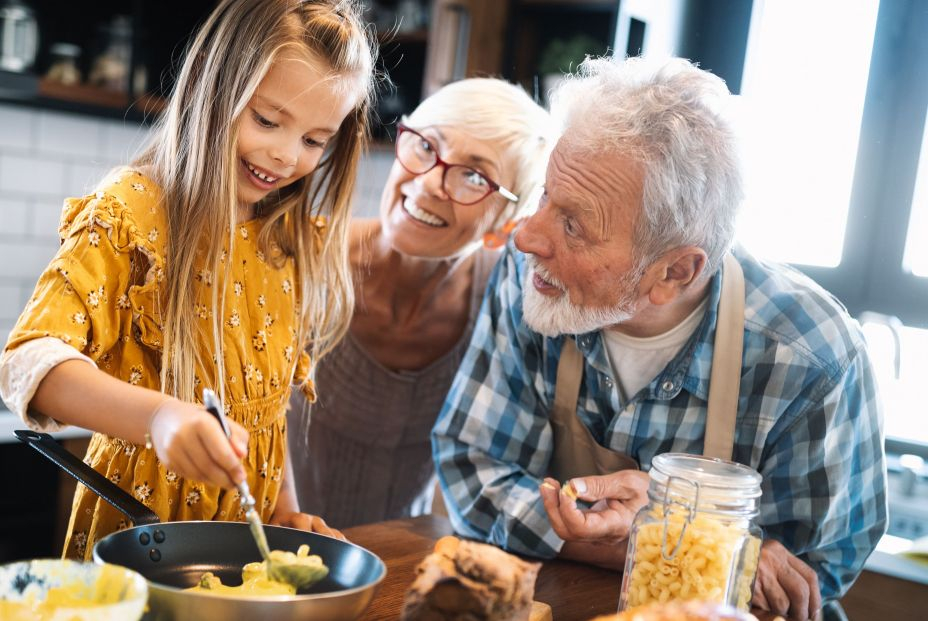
[0,558,147,621]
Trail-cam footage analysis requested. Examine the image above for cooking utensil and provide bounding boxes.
[16,429,385,621]
[202,388,326,590]
[0,559,147,621]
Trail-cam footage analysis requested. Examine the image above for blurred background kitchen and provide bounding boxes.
[0,1,925,618]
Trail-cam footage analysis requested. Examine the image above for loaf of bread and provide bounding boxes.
[401,536,541,621]
[590,600,760,621]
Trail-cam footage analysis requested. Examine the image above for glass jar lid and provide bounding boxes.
[649,453,762,516]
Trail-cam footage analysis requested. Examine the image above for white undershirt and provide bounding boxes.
[602,298,708,402]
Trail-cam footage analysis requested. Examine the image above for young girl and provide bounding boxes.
[0,0,375,559]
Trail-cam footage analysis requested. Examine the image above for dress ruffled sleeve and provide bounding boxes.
[1,173,167,421]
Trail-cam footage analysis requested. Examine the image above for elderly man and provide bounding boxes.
[432,56,886,621]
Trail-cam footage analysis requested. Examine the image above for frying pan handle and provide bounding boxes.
[15,429,160,526]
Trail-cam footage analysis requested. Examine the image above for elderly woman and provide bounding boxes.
[286,78,553,527]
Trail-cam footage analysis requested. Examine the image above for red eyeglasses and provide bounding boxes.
[394,123,519,205]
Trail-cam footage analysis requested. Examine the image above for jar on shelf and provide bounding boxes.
[618,453,763,612]
[88,15,131,92]
[45,42,82,85]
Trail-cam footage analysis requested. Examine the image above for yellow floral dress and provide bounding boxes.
[4,169,316,559]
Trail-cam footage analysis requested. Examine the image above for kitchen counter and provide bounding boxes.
[345,514,793,621]
[863,534,928,585]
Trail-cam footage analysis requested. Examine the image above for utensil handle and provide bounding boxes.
[202,388,231,438]
[15,429,160,526]
[202,388,255,510]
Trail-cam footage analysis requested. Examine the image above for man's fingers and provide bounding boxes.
[761,570,791,616]
[540,480,570,539]
[787,554,821,618]
[752,581,769,611]
[568,471,648,503]
[779,566,811,621]
[556,490,631,541]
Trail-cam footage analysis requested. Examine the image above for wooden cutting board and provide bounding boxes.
[531,600,553,621]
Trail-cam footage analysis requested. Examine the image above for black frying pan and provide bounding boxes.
[16,429,386,621]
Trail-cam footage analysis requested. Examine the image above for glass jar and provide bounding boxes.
[618,453,763,612]
[45,42,82,85]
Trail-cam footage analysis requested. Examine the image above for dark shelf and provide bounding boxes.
[0,71,165,122]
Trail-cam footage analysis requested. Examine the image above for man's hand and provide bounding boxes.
[753,539,821,620]
[269,511,346,541]
[540,471,649,543]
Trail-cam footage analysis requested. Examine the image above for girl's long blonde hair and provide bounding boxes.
[134,0,375,402]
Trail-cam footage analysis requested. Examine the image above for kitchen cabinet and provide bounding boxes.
[0,0,213,120]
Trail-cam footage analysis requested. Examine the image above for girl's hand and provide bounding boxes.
[270,511,346,541]
[148,398,249,489]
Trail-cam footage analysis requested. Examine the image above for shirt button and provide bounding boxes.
[661,380,675,392]
[604,376,613,388]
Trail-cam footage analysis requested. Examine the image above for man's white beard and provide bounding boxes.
[521,256,640,337]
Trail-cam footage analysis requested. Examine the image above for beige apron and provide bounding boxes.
[548,254,745,482]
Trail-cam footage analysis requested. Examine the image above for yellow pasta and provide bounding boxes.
[624,509,759,610]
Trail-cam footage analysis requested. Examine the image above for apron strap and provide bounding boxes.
[549,337,638,482]
[552,336,584,421]
[703,253,745,461]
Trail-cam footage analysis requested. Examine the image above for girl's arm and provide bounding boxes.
[32,359,249,489]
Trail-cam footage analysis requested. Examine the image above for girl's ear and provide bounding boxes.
[482,219,519,249]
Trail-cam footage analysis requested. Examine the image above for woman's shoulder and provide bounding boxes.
[59,166,167,255]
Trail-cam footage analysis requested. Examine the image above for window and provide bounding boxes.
[904,110,928,277]
[736,0,878,267]
[736,0,928,451]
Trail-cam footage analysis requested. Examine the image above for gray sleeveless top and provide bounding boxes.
[286,248,498,528]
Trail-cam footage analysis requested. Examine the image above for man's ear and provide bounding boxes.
[646,246,708,305]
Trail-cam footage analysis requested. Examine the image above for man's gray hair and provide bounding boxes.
[549,56,744,277]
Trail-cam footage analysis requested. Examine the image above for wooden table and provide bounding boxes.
[344,514,785,621]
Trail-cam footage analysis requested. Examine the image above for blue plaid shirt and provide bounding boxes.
[432,243,887,600]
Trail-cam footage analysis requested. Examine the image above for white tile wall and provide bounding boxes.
[0,102,393,359]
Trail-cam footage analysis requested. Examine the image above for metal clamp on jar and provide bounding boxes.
[619,453,763,611]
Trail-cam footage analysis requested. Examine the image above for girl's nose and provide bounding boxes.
[514,211,554,259]
[271,140,300,168]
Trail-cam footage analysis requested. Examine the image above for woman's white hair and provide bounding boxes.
[549,56,744,277]
[404,78,553,225]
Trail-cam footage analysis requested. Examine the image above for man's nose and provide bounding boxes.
[514,213,553,258]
